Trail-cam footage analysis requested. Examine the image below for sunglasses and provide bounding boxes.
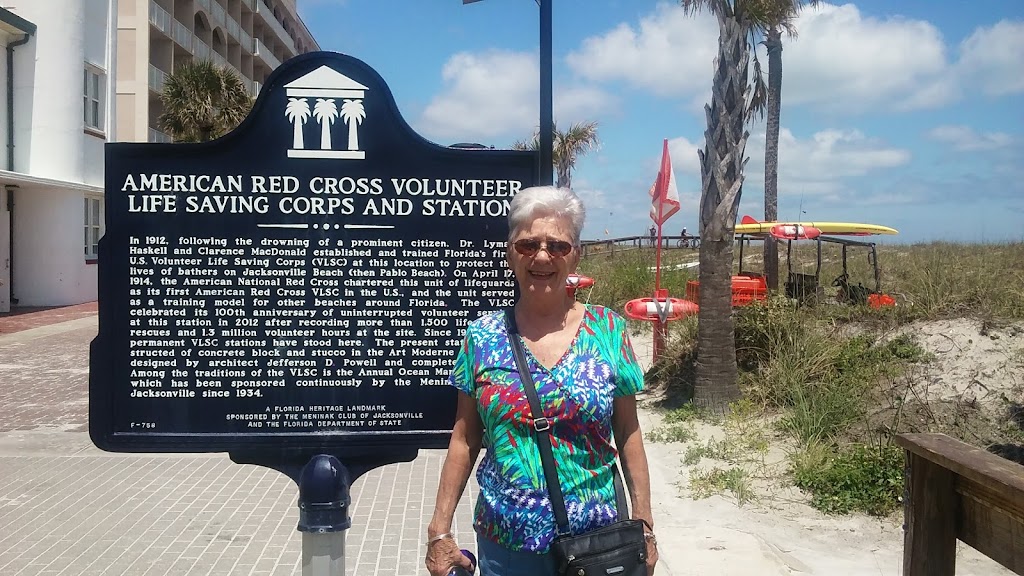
[513,238,574,258]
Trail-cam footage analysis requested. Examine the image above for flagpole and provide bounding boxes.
[654,167,664,293]
[653,141,667,363]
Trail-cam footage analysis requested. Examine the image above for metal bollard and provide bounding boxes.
[298,455,352,576]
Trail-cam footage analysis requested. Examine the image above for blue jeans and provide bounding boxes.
[476,533,559,576]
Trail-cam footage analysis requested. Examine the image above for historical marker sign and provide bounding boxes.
[90,52,536,454]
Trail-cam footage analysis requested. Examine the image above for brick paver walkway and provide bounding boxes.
[0,302,98,335]
[0,312,479,576]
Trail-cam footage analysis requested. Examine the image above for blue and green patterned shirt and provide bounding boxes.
[449,304,645,553]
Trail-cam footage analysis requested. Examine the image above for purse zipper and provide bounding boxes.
[564,543,646,565]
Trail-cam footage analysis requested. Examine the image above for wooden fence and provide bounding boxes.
[897,432,1024,575]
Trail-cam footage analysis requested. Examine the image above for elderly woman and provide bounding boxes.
[425,186,658,576]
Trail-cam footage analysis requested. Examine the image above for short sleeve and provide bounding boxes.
[612,315,645,398]
[448,324,477,396]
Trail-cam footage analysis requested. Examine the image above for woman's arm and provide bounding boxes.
[427,391,484,537]
[613,394,659,574]
[425,391,484,576]
[612,394,653,528]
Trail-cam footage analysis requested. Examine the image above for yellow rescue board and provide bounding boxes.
[735,221,899,236]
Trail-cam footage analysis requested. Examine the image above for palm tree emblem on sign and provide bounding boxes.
[283,65,369,159]
[341,99,365,151]
[313,98,339,150]
[285,98,311,149]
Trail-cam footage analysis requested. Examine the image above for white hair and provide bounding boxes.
[507,186,586,245]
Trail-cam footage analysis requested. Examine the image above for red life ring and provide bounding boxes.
[623,297,698,322]
[566,273,595,295]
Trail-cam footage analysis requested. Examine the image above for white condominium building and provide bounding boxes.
[116,0,319,143]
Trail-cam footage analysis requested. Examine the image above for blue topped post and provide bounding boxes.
[298,455,351,576]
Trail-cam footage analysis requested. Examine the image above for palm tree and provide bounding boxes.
[313,98,339,150]
[759,1,820,292]
[158,60,252,143]
[285,98,311,149]
[340,99,366,151]
[513,121,600,189]
[681,0,786,413]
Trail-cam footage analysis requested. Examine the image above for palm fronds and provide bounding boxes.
[158,59,253,143]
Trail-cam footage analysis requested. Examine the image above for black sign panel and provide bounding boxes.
[90,52,536,454]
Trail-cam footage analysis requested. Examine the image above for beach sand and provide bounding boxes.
[628,328,1014,576]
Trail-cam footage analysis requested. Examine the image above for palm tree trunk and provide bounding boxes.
[763,26,783,292]
[694,11,749,414]
[695,238,738,411]
[556,163,570,189]
[348,120,359,151]
[293,119,304,149]
[321,120,332,150]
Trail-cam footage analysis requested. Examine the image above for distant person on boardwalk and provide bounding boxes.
[425,185,658,576]
[648,225,656,247]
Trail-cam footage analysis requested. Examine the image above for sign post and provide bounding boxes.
[90,51,537,574]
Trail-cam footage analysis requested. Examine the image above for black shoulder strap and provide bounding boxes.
[504,308,629,537]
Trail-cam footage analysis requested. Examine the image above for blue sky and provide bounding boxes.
[297,0,1023,243]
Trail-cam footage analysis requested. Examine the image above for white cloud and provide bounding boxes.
[415,50,613,143]
[564,3,1024,115]
[668,136,702,175]
[417,50,537,142]
[955,20,1024,96]
[565,2,717,99]
[669,128,909,201]
[743,128,912,198]
[777,3,955,112]
[927,125,1014,151]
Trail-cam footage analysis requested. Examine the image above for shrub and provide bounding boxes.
[791,442,905,516]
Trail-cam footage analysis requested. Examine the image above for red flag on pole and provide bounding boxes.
[648,138,680,225]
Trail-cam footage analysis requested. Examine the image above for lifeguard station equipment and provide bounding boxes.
[565,273,595,296]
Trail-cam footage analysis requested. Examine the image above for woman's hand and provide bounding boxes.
[644,532,659,575]
[424,536,473,576]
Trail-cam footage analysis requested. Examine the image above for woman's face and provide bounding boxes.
[507,215,579,300]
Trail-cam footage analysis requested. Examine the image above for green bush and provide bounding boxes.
[732,299,927,443]
[791,442,905,516]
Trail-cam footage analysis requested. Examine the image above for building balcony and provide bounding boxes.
[149,1,173,37]
[238,27,252,53]
[194,38,210,60]
[209,1,227,29]
[149,128,172,143]
[148,64,168,93]
[172,18,192,50]
[254,0,297,56]
[211,50,229,71]
[253,38,281,69]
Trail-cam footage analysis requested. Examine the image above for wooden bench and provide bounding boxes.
[896,433,1024,575]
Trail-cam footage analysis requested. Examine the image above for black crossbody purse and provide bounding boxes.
[505,309,648,576]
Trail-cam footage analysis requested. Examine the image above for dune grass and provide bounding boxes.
[585,240,1024,516]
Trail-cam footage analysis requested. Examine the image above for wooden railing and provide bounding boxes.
[580,235,699,258]
[896,433,1024,575]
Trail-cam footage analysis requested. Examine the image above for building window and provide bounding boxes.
[84,196,103,260]
[83,67,104,131]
